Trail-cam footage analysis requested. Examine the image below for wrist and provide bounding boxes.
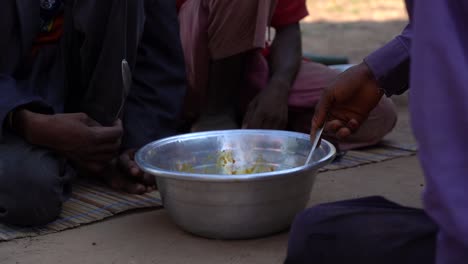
[358,62,385,97]
[267,77,291,96]
[13,110,50,144]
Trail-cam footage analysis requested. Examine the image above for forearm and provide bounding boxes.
[268,23,302,94]
[10,109,48,145]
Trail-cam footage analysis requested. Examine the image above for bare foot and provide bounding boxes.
[107,149,156,194]
[106,166,154,194]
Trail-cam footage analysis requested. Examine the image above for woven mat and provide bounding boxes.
[0,182,162,241]
[320,143,416,172]
[0,142,416,241]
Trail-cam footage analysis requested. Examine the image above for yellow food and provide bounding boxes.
[177,150,276,175]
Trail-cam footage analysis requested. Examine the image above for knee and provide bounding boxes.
[285,208,328,264]
[0,150,72,227]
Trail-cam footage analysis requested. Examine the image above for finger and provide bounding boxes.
[325,120,346,134]
[336,127,352,139]
[346,119,360,133]
[91,125,124,144]
[311,90,334,141]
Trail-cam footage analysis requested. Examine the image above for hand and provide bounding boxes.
[311,62,384,141]
[242,80,289,129]
[15,111,123,173]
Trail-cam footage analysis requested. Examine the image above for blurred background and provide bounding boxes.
[302,0,408,63]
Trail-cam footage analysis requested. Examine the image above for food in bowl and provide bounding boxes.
[177,149,277,175]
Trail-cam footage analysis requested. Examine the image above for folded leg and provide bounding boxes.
[62,0,145,126]
[285,197,437,264]
[0,132,74,227]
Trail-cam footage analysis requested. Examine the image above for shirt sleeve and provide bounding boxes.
[409,0,468,263]
[0,2,54,141]
[363,24,412,96]
[0,75,54,141]
[270,0,309,28]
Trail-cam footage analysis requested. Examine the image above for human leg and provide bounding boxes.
[285,197,437,264]
[62,0,145,126]
[0,132,74,227]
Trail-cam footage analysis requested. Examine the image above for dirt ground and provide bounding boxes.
[302,0,407,62]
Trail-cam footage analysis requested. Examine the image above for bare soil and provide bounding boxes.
[301,0,408,62]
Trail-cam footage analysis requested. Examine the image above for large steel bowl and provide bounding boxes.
[136,130,335,239]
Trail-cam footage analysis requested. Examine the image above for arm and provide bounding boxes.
[242,23,302,129]
[268,23,302,96]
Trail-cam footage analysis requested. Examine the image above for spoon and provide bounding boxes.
[115,59,132,120]
[305,126,324,165]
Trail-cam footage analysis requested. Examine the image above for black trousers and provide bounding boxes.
[284,196,438,264]
[63,0,145,126]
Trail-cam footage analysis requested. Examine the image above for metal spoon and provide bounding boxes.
[305,126,324,165]
[115,59,132,120]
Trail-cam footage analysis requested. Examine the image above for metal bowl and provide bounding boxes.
[136,130,335,239]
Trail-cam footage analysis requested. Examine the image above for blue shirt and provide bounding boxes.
[364,1,468,263]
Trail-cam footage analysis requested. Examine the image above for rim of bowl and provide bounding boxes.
[135,129,336,182]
